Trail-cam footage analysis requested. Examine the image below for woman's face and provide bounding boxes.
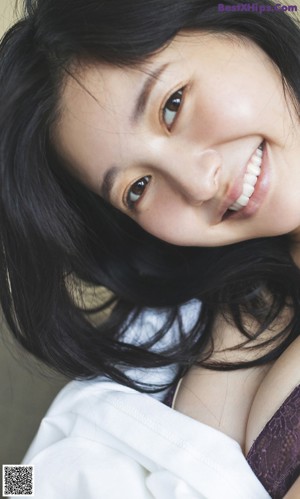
[56,32,300,247]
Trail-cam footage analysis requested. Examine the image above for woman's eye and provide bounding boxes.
[162,88,184,130]
[125,175,151,210]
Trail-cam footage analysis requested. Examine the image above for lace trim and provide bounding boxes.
[246,384,300,498]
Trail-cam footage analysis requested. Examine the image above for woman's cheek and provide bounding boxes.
[138,197,202,245]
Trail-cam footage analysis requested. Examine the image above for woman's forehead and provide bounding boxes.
[58,30,259,129]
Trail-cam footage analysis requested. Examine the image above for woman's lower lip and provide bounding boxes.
[226,143,270,220]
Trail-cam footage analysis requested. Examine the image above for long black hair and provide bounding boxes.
[0,0,300,392]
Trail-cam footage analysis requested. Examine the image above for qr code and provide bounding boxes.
[2,465,34,497]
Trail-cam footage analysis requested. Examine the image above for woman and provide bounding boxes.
[0,0,299,497]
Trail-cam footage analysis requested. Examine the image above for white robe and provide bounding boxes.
[16,378,270,499]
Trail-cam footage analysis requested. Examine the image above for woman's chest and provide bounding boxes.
[172,362,272,451]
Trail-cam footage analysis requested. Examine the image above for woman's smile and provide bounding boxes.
[220,141,269,221]
[56,31,300,248]
[227,143,264,213]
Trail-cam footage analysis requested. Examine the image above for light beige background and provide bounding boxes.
[0,0,17,35]
[0,0,300,470]
[0,2,67,469]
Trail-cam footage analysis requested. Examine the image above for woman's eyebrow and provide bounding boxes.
[131,63,169,124]
[100,165,121,201]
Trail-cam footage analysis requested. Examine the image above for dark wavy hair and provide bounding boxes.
[0,0,300,392]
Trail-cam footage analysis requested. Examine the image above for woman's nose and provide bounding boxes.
[163,148,222,204]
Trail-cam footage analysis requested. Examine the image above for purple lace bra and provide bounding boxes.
[166,384,300,498]
[246,384,300,498]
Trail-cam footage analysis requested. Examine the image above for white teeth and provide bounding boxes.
[247,163,261,176]
[228,143,263,212]
[235,193,250,206]
[229,204,240,212]
[251,155,262,166]
[244,173,257,186]
[242,183,255,197]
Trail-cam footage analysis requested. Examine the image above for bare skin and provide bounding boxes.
[173,311,276,450]
[245,335,300,453]
[173,313,300,495]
